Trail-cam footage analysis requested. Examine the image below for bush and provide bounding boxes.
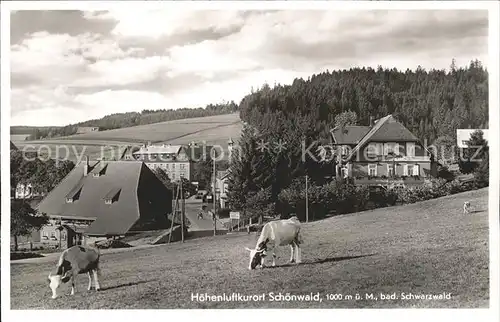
[473,156,489,188]
[95,239,133,249]
[11,252,45,260]
[437,164,456,182]
[278,179,371,219]
[370,188,398,208]
[217,208,231,218]
[394,177,479,204]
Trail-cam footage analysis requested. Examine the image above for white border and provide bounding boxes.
[1,2,499,322]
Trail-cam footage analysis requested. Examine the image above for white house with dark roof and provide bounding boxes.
[331,114,437,188]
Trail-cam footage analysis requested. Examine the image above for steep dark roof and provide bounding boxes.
[10,141,18,150]
[347,115,420,160]
[36,160,171,236]
[369,118,420,142]
[331,126,370,145]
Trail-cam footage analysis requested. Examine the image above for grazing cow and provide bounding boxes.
[48,245,101,299]
[245,216,303,270]
[463,201,471,214]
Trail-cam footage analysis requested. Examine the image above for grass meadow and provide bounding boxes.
[10,188,489,309]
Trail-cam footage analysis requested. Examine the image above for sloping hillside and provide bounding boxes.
[14,113,243,163]
[52,113,242,145]
[11,188,489,309]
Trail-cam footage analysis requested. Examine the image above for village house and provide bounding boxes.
[129,139,235,182]
[34,158,173,248]
[331,115,437,189]
[212,170,230,209]
[76,126,100,134]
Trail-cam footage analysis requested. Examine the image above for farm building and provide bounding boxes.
[331,114,437,189]
[35,158,173,246]
[211,170,230,209]
[76,126,100,134]
[128,139,235,182]
[456,129,489,148]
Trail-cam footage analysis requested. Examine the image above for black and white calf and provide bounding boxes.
[245,216,303,270]
[48,245,101,299]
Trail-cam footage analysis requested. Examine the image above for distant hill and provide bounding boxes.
[15,113,243,163]
[11,101,239,139]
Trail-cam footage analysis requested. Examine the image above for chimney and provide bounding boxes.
[83,156,89,176]
[369,116,374,127]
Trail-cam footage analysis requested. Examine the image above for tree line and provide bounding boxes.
[10,150,76,251]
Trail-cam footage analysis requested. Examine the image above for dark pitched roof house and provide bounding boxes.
[36,160,173,236]
[347,115,422,161]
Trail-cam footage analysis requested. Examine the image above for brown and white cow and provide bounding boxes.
[48,245,101,299]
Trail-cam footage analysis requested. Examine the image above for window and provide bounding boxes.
[104,188,121,205]
[406,142,415,157]
[65,185,83,203]
[384,143,397,155]
[387,164,394,177]
[406,165,415,176]
[367,143,377,157]
[341,146,349,156]
[61,232,66,241]
[180,164,185,170]
[51,232,55,237]
[368,164,377,176]
[341,166,349,178]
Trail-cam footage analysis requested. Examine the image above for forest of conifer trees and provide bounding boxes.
[227,59,489,220]
[239,59,488,145]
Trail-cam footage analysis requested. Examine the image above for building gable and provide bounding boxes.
[347,115,424,161]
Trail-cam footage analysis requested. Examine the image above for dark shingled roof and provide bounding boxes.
[331,126,370,145]
[347,115,421,160]
[36,160,173,236]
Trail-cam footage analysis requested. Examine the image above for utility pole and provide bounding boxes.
[213,152,217,236]
[180,178,185,243]
[305,174,309,223]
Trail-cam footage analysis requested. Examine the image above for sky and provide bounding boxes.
[10,9,488,127]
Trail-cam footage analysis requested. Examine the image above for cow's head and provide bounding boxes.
[48,271,72,299]
[245,247,266,270]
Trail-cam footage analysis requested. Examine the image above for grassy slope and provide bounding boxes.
[10,188,489,309]
[13,113,243,163]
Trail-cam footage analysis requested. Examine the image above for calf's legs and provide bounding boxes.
[295,243,302,264]
[70,276,76,295]
[289,244,296,263]
[93,268,101,290]
[87,271,93,291]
